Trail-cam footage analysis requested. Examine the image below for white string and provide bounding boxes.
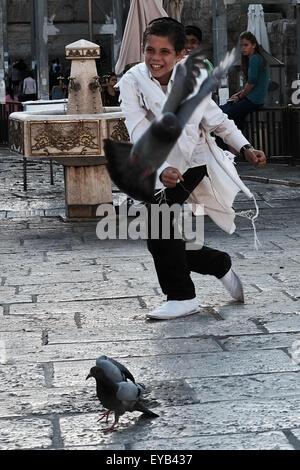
[236,194,261,250]
[154,188,167,205]
[200,126,262,251]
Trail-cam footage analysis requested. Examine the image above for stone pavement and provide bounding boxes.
[1,147,300,450]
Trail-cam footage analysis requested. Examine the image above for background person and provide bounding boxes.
[51,76,67,100]
[220,31,270,131]
[185,25,214,75]
[22,71,37,101]
[5,87,19,113]
[101,73,120,107]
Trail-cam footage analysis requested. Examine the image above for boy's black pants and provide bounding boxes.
[146,166,231,301]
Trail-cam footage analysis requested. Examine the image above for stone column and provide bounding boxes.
[0,0,8,102]
[112,0,130,69]
[31,0,49,100]
[297,4,300,81]
[212,0,229,104]
[63,40,112,219]
[88,0,93,42]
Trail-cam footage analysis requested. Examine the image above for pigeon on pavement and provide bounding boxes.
[104,47,237,202]
[86,364,158,432]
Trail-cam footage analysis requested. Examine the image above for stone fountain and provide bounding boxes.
[9,39,129,218]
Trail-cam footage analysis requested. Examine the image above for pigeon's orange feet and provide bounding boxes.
[97,410,111,423]
[103,423,117,433]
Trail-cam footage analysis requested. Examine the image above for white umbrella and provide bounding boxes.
[247,4,284,67]
[115,0,168,75]
[247,4,270,52]
[163,0,184,21]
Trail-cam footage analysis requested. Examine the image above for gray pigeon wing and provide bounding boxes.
[95,357,124,382]
[107,357,136,383]
[116,381,140,402]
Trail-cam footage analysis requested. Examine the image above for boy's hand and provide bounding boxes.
[161,167,184,188]
[244,148,266,168]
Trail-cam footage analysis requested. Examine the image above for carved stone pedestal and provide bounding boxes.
[64,164,112,218]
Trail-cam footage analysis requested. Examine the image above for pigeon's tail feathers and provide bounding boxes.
[104,139,156,202]
[136,383,146,395]
[134,401,159,418]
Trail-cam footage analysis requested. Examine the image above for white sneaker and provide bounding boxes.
[220,268,244,302]
[146,298,199,320]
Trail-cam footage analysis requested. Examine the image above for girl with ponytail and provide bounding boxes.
[220,31,270,131]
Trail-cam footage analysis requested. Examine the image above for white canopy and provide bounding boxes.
[247,3,270,52]
[247,4,284,67]
[115,0,168,75]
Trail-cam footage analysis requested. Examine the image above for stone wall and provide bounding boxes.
[6,0,129,76]
[5,0,298,104]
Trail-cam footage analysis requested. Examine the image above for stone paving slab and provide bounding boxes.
[1,152,300,449]
[0,378,195,419]
[262,317,300,333]
[4,337,223,364]
[46,318,263,342]
[0,286,32,304]
[1,362,46,392]
[8,297,144,318]
[51,349,299,388]
[216,294,300,321]
[186,372,300,403]
[290,428,300,443]
[4,270,106,286]
[57,397,300,448]
[130,431,295,450]
[0,417,53,450]
[18,279,157,302]
[219,331,300,351]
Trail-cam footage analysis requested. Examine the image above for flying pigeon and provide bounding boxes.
[104,47,237,202]
[86,359,158,432]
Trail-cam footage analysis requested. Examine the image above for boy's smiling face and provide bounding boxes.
[144,34,185,85]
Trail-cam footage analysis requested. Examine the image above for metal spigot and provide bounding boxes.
[68,77,81,92]
[89,76,101,91]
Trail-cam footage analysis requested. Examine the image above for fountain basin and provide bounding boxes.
[9,108,127,162]
[8,108,129,218]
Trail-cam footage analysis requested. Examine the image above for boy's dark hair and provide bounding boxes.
[185,25,203,43]
[143,17,186,54]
